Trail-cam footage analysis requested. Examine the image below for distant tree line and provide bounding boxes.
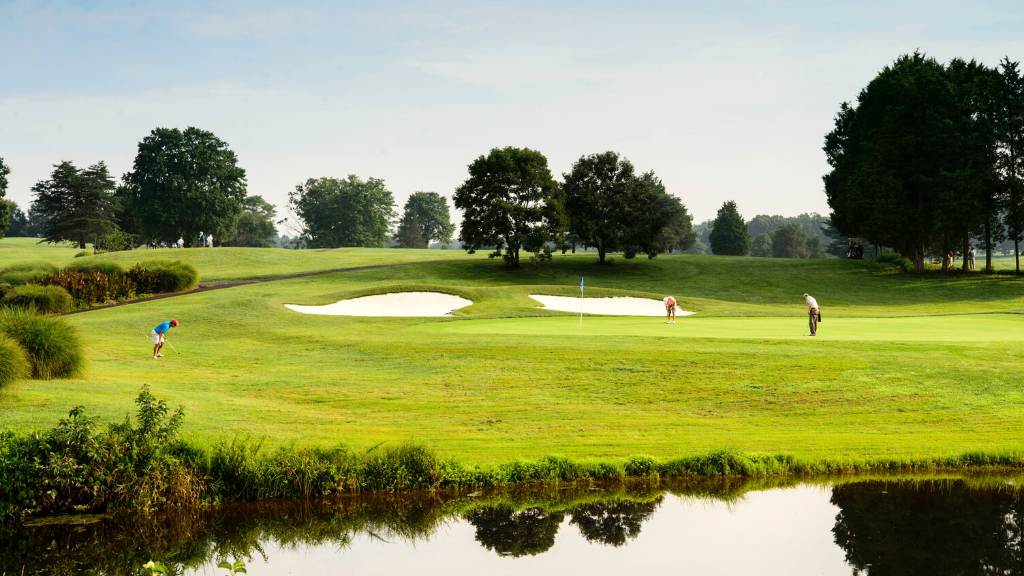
[825,52,1024,272]
[686,208,834,258]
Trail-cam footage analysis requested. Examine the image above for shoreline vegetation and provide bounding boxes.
[4,388,1024,521]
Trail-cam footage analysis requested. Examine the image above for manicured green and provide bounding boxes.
[1,251,1023,468]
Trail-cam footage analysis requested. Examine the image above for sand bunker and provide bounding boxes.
[530,295,694,317]
[286,292,472,316]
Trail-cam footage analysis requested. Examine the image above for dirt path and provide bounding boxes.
[63,259,463,315]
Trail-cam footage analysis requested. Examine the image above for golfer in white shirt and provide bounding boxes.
[803,293,819,336]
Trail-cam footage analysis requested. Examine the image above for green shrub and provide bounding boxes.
[876,251,914,272]
[0,333,29,389]
[0,261,59,286]
[65,259,125,275]
[138,259,199,293]
[1,284,73,314]
[0,308,84,378]
[73,250,90,258]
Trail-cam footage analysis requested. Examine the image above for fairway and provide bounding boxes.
[419,313,1024,342]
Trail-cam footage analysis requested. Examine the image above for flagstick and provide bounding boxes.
[580,291,583,331]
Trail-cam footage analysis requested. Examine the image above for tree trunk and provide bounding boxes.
[596,237,606,263]
[571,241,575,254]
[912,243,924,272]
[79,240,86,249]
[985,221,993,273]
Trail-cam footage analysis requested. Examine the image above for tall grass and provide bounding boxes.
[1,284,73,314]
[0,333,30,389]
[139,259,199,292]
[65,259,125,275]
[0,261,59,286]
[0,308,83,378]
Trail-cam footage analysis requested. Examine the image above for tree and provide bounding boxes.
[708,201,751,255]
[633,171,693,256]
[26,202,48,238]
[288,175,396,249]
[998,57,1024,273]
[454,146,561,267]
[771,223,809,258]
[747,214,785,239]
[750,233,773,257]
[394,210,428,248]
[224,195,278,247]
[121,127,247,246]
[4,201,29,237]
[655,191,697,253]
[807,235,827,258]
[31,161,117,248]
[0,158,12,239]
[404,192,454,246]
[562,152,673,262]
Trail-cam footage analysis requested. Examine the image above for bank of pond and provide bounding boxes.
[3,475,1023,574]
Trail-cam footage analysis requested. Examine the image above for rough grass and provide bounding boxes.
[1,284,73,314]
[0,334,30,389]
[0,309,83,379]
[64,259,125,275]
[138,259,200,292]
[0,261,60,287]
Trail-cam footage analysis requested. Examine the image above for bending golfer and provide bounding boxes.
[664,296,677,324]
[802,293,819,336]
[151,319,179,358]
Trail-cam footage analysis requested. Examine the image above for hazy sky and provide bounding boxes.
[3,1,1023,229]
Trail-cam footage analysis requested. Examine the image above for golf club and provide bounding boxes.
[140,331,181,354]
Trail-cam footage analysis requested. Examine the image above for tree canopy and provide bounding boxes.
[750,233,772,257]
[394,210,428,248]
[404,192,454,246]
[223,195,278,247]
[4,201,29,237]
[771,223,810,258]
[708,201,751,255]
[454,146,562,267]
[288,175,396,249]
[31,161,117,248]
[0,158,11,239]
[121,127,247,246]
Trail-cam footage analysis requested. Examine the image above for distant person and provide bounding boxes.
[177,237,184,248]
[946,250,953,269]
[151,319,179,359]
[663,296,677,324]
[969,246,976,270]
[207,234,214,248]
[199,231,205,247]
[802,293,820,336]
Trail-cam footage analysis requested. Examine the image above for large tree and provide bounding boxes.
[404,192,455,246]
[454,146,561,267]
[4,201,29,237]
[121,127,247,246]
[0,158,12,239]
[223,195,278,247]
[771,223,810,258]
[750,233,772,257]
[393,210,428,248]
[288,175,396,248]
[31,161,117,248]
[998,57,1024,273]
[708,200,751,256]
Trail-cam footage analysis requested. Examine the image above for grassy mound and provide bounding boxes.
[65,259,125,275]
[0,261,59,287]
[0,309,83,379]
[1,284,73,314]
[138,259,199,293]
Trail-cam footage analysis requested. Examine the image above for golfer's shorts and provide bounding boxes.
[151,330,162,345]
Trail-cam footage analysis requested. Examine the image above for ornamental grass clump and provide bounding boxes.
[0,308,83,378]
[1,284,73,314]
[64,259,125,275]
[138,259,199,293]
[0,333,29,389]
[0,261,59,287]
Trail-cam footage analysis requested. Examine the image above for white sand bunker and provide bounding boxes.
[530,295,694,317]
[286,292,472,316]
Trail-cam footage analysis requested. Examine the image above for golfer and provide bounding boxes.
[802,293,819,336]
[151,319,179,358]
[664,296,677,324]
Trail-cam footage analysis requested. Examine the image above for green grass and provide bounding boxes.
[2,250,1024,468]
[0,238,86,269]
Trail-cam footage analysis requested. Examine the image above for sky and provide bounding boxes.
[2,0,1024,231]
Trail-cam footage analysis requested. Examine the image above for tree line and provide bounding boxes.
[825,52,1024,272]
[688,206,835,258]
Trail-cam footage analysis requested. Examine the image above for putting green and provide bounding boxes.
[416,313,1024,342]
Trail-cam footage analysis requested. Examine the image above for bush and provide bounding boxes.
[73,250,90,258]
[1,284,73,314]
[42,269,135,307]
[0,308,84,378]
[0,261,59,286]
[137,259,199,293]
[65,259,125,275]
[0,334,29,389]
[876,251,914,272]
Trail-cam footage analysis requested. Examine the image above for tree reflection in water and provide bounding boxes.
[569,497,663,547]
[831,480,1024,575]
[464,506,565,557]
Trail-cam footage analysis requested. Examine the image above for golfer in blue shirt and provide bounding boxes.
[151,319,179,358]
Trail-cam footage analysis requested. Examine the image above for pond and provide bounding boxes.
[3,475,1022,575]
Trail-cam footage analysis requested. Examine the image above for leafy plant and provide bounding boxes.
[42,268,134,306]
[74,250,90,258]
[218,560,247,574]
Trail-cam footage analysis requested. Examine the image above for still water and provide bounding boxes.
[3,476,1022,575]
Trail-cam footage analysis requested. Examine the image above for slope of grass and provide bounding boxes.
[0,238,85,268]
[1,255,1023,466]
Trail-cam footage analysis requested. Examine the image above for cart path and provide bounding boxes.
[63,259,464,315]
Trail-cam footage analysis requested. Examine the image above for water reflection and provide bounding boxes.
[2,477,1023,575]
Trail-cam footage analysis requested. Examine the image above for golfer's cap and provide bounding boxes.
[170,319,179,326]
[802,293,809,298]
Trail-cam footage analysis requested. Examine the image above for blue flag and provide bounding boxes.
[580,277,584,292]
